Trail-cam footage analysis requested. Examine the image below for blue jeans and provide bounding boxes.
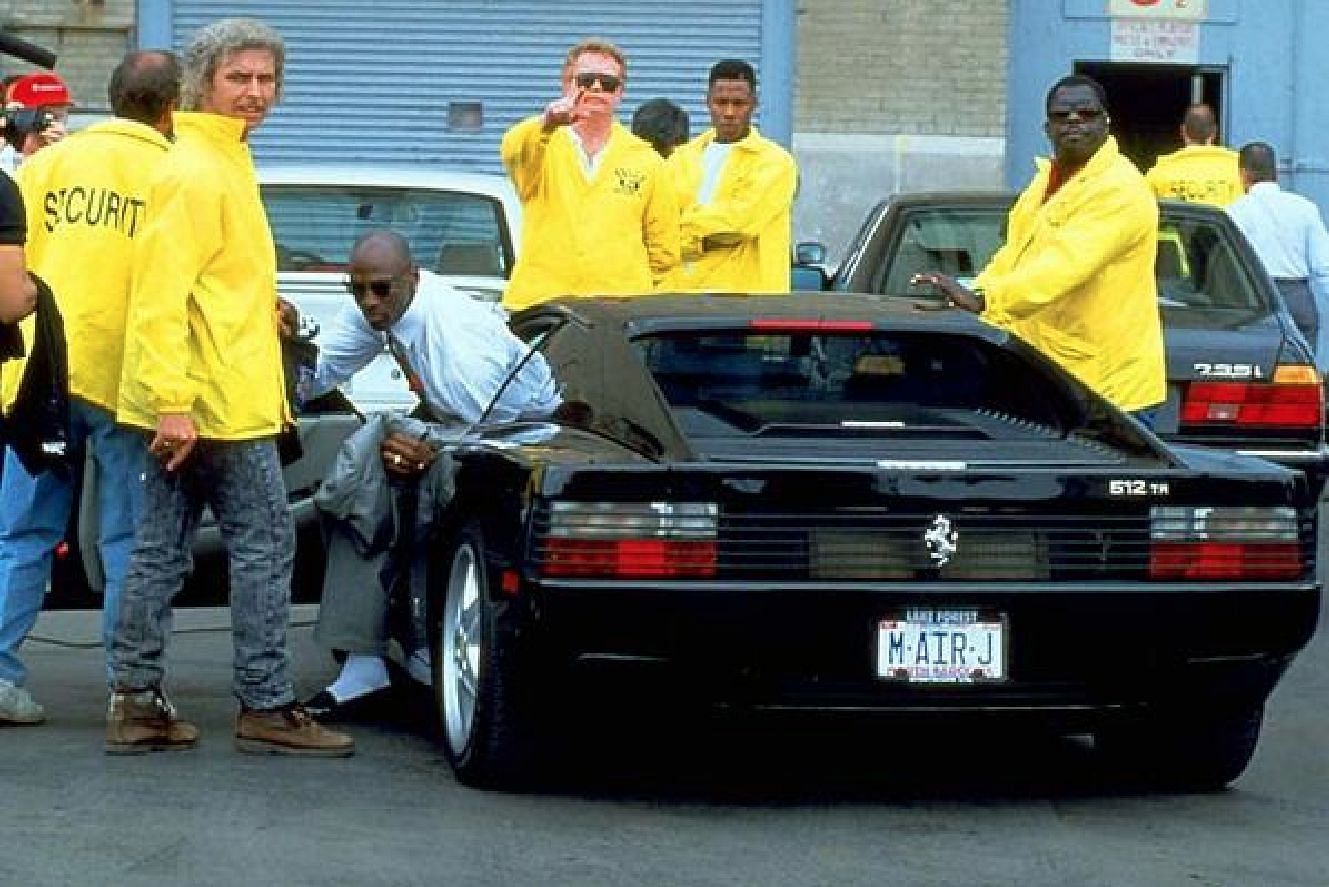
[111,437,296,710]
[0,398,147,686]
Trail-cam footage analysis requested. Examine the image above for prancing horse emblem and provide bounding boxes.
[924,514,959,566]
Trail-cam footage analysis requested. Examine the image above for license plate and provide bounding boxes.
[876,608,1006,683]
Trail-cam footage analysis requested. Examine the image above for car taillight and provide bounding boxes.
[1149,506,1302,579]
[1180,365,1323,428]
[538,502,719,578]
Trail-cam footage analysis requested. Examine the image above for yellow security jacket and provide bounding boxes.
[1,120,170,413]
[668,126,797,293]
[975,136,1166,412]
[1145,144,1242,207]
[117,112,287,439]
[500,116,680,310]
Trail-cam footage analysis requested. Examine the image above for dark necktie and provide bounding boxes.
[386,333,424,396]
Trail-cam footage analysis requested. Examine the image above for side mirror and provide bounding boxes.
[795,242,827,266]
[791,241,830,292]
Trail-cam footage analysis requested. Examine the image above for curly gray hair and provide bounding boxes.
[180,17,285,111]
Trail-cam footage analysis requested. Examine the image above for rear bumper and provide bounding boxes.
[501,579,1321,719]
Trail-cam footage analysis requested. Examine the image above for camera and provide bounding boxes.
[2,107,57,146]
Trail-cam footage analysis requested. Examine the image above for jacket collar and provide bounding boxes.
[1006,137,1123,259]
[565,120,637,162]
[1171,144,1235,160]
[78,118,172,150]
[174,112,251,147]
[1034,134,1124,183]
[694,126,765,153]
[606,119,641,154]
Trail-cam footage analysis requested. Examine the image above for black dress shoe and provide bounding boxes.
[301,687,392,723]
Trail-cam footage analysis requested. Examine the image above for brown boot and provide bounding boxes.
[234,704,355,757]
[105,689,199,755]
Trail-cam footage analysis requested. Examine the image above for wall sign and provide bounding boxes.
[1107,0,1207,20]
[1109,18,1200,62]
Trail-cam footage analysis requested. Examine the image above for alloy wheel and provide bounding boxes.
[440,542,483,754]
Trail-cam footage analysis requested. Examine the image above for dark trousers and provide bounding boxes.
[315,478,427,657]
[1274,277,1318,351]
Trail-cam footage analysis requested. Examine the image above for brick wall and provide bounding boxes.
[795,0,1008,137]
[2,0,134,112]
[790,0,1011,258]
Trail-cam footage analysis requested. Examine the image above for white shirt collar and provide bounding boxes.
[567,126,607,177]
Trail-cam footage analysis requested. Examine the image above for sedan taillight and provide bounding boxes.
[1180,365,1322,428]
[537,502,719,578]
[1149,506,1302,580]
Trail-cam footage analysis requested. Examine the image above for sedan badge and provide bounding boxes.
[924,515,959,567]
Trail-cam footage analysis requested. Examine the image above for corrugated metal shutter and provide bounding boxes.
[170,0,764,170]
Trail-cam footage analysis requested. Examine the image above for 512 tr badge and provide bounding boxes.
[1108,479,1171,497]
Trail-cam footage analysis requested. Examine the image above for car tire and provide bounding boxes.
[1096,704,1264,792]
[431,521,534,788]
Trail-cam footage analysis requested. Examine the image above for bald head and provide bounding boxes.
[1181,103,1218,145]
[109,50,181,133]
[347,230,417,331]
[350,229,413,268]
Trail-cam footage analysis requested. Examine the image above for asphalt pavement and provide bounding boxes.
[2,587,1327,886]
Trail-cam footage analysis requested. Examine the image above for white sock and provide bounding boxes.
[327,654,390,702]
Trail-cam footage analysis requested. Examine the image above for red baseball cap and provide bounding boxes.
[8,72,73,109]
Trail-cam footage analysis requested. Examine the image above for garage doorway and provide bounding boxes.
[1075,63,1226,173]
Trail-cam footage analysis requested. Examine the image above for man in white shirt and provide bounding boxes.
[302,229,560,719]
[1227,141,1329,363]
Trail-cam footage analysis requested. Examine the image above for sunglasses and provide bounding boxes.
[345,276,403,298]
[574,72,622,92]
[1048,106,1105,123]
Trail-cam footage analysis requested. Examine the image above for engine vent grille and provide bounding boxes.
[720,510,1144,580]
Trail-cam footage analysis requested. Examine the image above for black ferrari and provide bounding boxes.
[417,293,1320,790]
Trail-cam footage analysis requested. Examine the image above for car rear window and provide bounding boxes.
[875,207,1270,320]
[634,330,1068,437]
[262,185,511,278]
[1156,216,1265,314]
[873,208,1007,296]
